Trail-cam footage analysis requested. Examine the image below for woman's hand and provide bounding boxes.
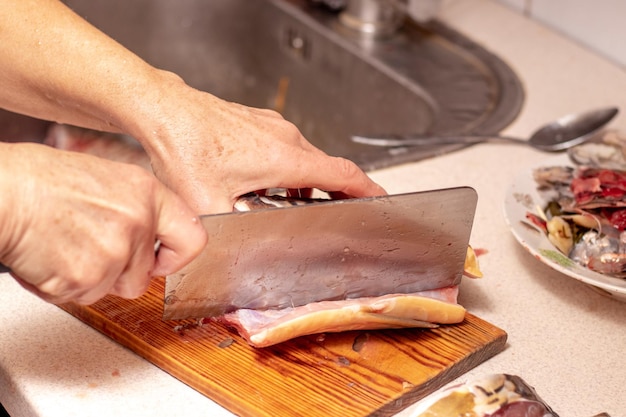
[129,78,387,213]
[0,142,207,305]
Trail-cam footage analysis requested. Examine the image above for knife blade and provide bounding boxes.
[163,187,477,320]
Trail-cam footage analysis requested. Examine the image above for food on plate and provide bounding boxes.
[545,215,574,255]
[409,373,559,417]
[530,163,626,278]
[568,130,626,170]
[44,123,482,347]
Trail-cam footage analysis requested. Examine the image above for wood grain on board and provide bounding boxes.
[60,278,507,417]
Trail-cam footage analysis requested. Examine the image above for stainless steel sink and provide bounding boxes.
[0,0,523,170]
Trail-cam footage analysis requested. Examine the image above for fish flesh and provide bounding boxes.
[44,123,482,346]
[409,373,559,417]
[44,124,152,171]
[217,286,464,348]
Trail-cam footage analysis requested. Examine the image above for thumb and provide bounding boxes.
[151,190,208,277]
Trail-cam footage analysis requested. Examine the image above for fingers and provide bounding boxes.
[263,119,387,199]
[327,156,387,197]
[11,269,119,305]
[291,154,387,199]
[150,187,208,277]
[104,238,157,302]
[106,184,208,300]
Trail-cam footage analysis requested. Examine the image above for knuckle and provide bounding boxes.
[333,156,360,178]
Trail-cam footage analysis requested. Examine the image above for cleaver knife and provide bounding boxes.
[163,187,477,320]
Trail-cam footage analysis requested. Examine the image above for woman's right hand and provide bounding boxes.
[0,142,207,305]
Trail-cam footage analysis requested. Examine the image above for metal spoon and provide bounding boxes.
[351,107,619,152]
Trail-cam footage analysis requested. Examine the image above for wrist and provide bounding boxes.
[115,68,194,159]
[0,143,10,264]
[0,143,36,267]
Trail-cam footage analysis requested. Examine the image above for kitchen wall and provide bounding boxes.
[491,0,626,69]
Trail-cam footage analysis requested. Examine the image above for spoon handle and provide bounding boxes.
[351,134,523,147]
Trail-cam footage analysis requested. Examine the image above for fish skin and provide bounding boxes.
[218,287,465,348]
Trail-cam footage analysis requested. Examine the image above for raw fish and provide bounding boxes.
[218,287,465,347]
[44,124,152,171]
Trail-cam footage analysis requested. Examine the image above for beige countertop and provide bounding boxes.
[1,0,625,416]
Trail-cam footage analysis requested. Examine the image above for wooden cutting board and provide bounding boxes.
[59,278,507,417]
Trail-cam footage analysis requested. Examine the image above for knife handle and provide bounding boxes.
[0,263,10,273]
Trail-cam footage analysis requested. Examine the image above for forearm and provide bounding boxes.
[0,0,386,213]
[0,0,176,137]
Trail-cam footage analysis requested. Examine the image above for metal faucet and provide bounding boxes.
[309,0,405,36]
[339,0,406,37]
[311,0,441,37]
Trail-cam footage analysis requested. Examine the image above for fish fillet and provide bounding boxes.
[219,287,465,347]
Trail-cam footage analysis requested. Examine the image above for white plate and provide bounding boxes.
[504,154,626,302]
